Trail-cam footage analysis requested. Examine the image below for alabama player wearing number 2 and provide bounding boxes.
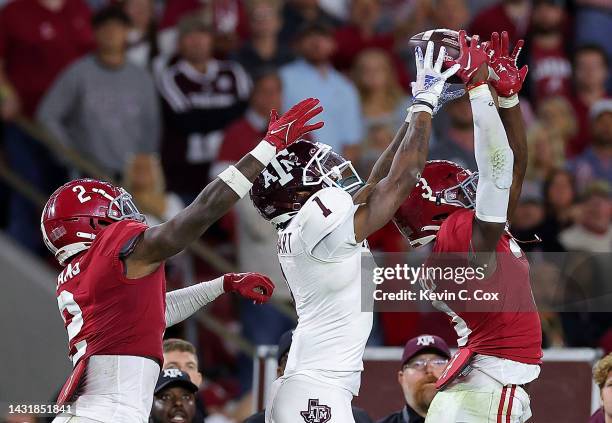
[250,43,459,423]
[41,98,326,423]
[394,31,541,422]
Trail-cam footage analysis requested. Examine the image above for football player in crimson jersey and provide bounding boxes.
[394,31,541,423]
[41,98,325,423]
[250,43,460,423]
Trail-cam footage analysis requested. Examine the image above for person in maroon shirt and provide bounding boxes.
[566,44,610,157]
[0,0,93,252]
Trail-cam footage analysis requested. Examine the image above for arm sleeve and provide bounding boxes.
[165,276,225,327]
[36,64,80,149]
[469,85,514,223]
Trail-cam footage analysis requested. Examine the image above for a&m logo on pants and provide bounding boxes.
[300,399,332,423]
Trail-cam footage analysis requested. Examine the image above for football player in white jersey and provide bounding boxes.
[250,42,460,423]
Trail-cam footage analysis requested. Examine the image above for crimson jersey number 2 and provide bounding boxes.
[57,291,88,365]
[314,197,332,217]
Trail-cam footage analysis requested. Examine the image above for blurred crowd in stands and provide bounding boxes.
[0,0,611,417]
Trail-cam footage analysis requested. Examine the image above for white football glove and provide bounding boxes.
[411,41,461,115]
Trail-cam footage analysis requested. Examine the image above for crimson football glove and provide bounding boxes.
[223,272,275,304]
[446,30,489,87]
[264,97,324,152]
[484,31,528,97]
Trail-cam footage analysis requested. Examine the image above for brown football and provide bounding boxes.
[408,29,470,84]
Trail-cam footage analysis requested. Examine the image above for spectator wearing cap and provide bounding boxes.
[280,21,364,157]
[37,5,160,180]
[589,353,612,423]
[567,45,610,157]
[377,335,451,423]
[244,330,375,423]
[0,0,92,252]
[153,14,251,202]
[163,338,224,422]
[232,0,294,77]
[568,100,612,192]
[559,181,611,253]
[150,368,199,423]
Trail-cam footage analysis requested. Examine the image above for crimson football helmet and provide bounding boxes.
[41,179,145,265]
[250,139,363,227]
[393,160,478,247]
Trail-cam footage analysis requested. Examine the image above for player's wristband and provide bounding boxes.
[412,99,434,116]
[218,166,252,198]
[498,94,519,108]
[466,80,488,92]
[468,84,492,100]
[250,140,277,166]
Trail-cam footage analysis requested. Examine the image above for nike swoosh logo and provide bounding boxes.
[270,120,294,135]
[464,54,471,70]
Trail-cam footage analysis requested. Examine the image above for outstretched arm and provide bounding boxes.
[353,42,459,242]
[125,99,324,278]
[448,31,514,254]
[165,273,274,327]
[485,31,529,222]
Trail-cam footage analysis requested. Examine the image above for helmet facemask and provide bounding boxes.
[437,172,478,209]
[302,143,363,195]
[107,188,146,223]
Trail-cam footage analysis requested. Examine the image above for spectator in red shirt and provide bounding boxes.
[567,44,610,157]
[333,0,410,89]
[469,0,531,45]
[523,0,572,105]
[0,0,92,252]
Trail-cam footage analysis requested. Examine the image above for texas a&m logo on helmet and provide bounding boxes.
[250,140,362,227]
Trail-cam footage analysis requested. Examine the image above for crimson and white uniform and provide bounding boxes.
[53,220,166,423]
[265,187,373,423]
[424,209,542,423]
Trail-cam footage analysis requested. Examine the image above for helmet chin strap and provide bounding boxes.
[410,226,441,248]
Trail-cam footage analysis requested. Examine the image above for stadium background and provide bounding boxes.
[0,0,610,421]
